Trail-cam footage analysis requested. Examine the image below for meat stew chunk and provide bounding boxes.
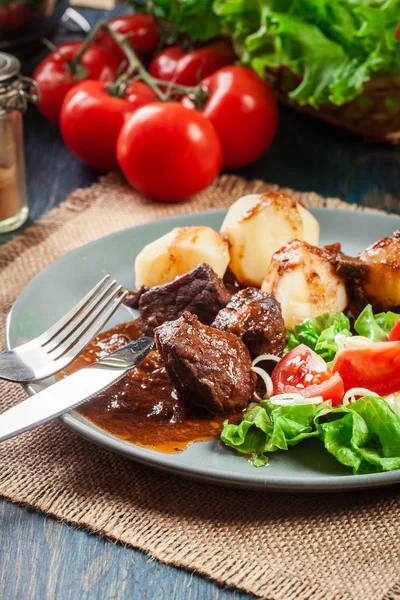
[212,287,286,358]
[139,263,231,336]
[155,312,256,414]
[123,286,149,309]
[323,243,368,281]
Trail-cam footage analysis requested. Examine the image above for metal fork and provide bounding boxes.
[1,275,127,382]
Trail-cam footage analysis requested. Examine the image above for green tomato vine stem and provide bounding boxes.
[69,20,209,105]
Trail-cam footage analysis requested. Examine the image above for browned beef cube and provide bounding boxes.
[139,263,231,336]
[212,288,286,358]
[155,312,256,414]
[123,286,149,309]
[324,243,368,280]
[334,254,368,280]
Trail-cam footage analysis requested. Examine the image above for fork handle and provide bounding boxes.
[0,351,35,383]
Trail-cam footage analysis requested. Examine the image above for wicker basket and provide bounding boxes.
[265,68,400,144]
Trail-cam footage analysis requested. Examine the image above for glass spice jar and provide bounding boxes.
[0,53,39,234]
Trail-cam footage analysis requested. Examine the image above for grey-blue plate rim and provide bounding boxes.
[6,207,400,492]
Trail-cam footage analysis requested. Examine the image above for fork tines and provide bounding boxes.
[39,275,127,360]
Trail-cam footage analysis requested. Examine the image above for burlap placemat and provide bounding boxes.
[1,173,399,600]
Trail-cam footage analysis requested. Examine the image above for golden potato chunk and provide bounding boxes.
[220,192,320,286]
[135,226,230,288]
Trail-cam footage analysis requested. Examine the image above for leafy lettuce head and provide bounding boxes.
[148,0,400,107]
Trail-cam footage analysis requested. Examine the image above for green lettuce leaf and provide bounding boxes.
[245,0,400,107]
[221,401,320,466]
[286,311,351,362]
[138,0,221,41]
[221,397,400,474]
[221,403,273,465]
[150,0,400,107]
[316,397,400,473]
[354,304,400,342]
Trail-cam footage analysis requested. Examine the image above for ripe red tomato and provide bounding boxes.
[60,81,155,171]
[97,14,159,64]
[33,41,119,125]
[388,319,400,341]
[0,2,32,30]
[333,342,400,396]
[149,41,236,85]
[272,345,344,405]
[149,42,236,86]
[175,42,236,85]
[117,103,222,202]
[0,8,7,28]
[149,46,185,81]
[182,66,278,169]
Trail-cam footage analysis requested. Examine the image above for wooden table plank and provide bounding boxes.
[1,6,400,599]
[0,501,250,600]
[23,96,400,221]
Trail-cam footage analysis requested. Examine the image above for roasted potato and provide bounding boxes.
[220,192,320,286]
[358,231,400,308]
[135,226,230,288]
[262,239,348,328]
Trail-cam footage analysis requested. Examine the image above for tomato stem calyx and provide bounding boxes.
[41,37,89,83]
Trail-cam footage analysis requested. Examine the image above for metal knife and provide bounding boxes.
[0,337,154,442]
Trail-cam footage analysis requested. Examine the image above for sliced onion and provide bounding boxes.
[252,354,281,367]
[342,387,378,406]
[335,333,373,353]
[252,366,273,401]
[269,393,323,406]
[385,393,400,417]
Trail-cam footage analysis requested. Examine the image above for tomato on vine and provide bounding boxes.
[149,46,185,81]
[60,81,156,171]
[149,41,236,86]
[0,2,32,30]
[37,19,279,203]
[33,41,119,125]
[97,14,160,64]
[117,103,222,202]
[182,66,278,169]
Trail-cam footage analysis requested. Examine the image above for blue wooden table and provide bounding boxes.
[1,7,400,599]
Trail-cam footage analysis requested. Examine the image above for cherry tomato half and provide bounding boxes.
[149,41,236,86]
[117,103,222,202]
[333,342,400,396]
[97,14,159,64]
[33,41,119,125]
[60,81,155,171]
[272,345,344,405]
[388,319,400,341]
[183,66,278,169]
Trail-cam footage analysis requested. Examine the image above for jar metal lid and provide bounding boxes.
[0,53,21,83]
[0,52,39,112]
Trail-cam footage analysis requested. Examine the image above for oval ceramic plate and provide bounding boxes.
[7,208,400,492]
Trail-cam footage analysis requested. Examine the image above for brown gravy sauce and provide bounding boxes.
[61,319,242,453]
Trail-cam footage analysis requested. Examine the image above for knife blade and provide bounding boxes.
[0,336,154,442]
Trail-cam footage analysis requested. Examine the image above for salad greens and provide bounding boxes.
[146,0,400,107]
[221,396,400,473]
[354,305,400,342]
[286,305,400,362]
[286,312,351,363]
[222,306,400,472]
